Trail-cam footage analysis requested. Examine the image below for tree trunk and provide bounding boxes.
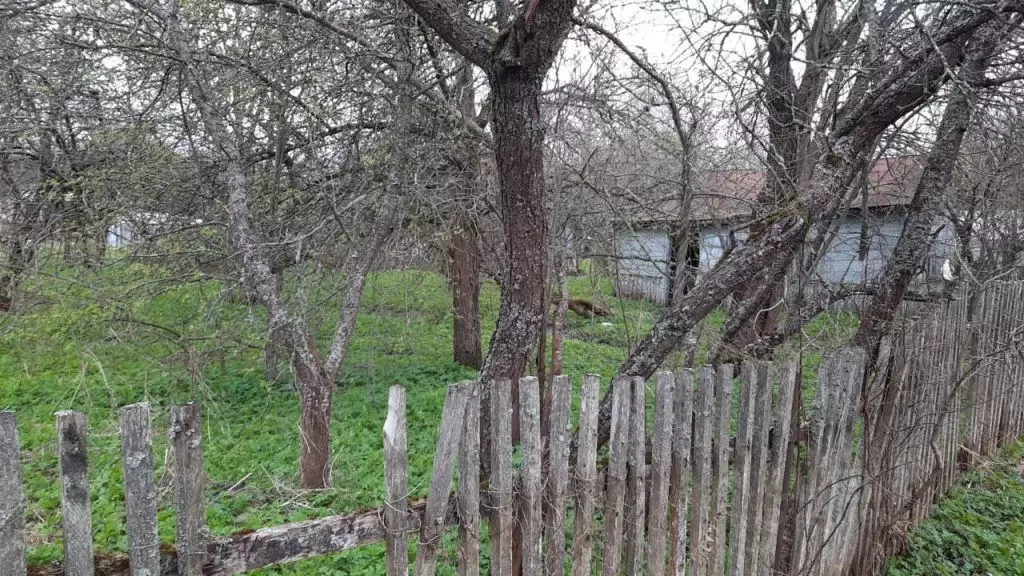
[451,211,483,369]
[478,69,549,453]
[296,361,333,488]
[853,33,997,365]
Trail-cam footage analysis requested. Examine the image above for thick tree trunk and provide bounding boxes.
[295,362,333,488]
[451,211,483,369]
[478,69,549,454]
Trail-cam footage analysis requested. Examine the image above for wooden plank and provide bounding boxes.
[384,386,409,576]
[709,365,733,576]
[758,362,797,576]
[602,376,632,576]
[544,375,572,576]
[120,403,161,576]
[415,382,469,576]
[571,375,601,576]
[743,363,772,575]
[668,369,694,576]
[726,364,756,576]
[201,499,459,575]
[170,403,206,576]
[489,379,514,576]
[458,384,481,576]
[689,367,715,576]
[56,410,94,576]
[647,372,676,576]
[518,377,543,576]
[0,411,26,576]
[624,376,648,576]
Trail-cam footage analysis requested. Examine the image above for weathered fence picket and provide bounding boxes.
[0,411,26,576]
[457,386,481,576]
[517,377,543,576]
[488,379,513,576]
[570,375,600,576]
[57,410,94,576]
[668,369,694,576]
[709,366,732,576]
[384,385,409,576]
[602,376,631,576]
[119,403,160,576]
[170,403,206,576]
[544,375,572,576]
[646,372,675,576]
[624,376,647,576]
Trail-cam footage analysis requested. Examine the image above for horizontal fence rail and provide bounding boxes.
[1,281,1023,575]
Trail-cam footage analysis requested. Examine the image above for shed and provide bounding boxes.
[613,156,958,304]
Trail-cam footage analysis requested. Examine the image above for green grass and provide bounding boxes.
[888,441,1024,575]
[0,257,857,573]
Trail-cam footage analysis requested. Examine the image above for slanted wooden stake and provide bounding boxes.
[624,376,648,575]
[602,377,632,576]
[120,403,160,576]
[415,382,470,576]
[669,370,694,576]
[544,375,572,576]
[384,386,409,576]
[647,372,676,576]
[170,403,206,576]
[518,377,543,576]
[57,410,94,576]
[489,379,514,576]
[458,385,481,576]
[0,411,26,576]
[571,375,601,576]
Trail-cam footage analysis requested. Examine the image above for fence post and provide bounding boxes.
[415,382,470,576]
[489,379,514,576]
[744,363,773,574]
[0,412,26,576]
[689,367,715,576]
[544,375,572,576]
[170,403,206,576]
[668,369,694,576]
[56,410,94,576]
[571,375,601,576]
[759,362,798,576]
[624,376,648,576]
[710,366,733,576]
[518,377,543,576]
[457,384,481,576]
[726,364,755,576]
[384,386,409,576]
[120,403,161,576]
[602,376,632,576]
[647,372,675,576]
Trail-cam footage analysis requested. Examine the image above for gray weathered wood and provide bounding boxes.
[647,372,676,576]
[571,375,601,576]
[518,376,543,576]
[415,382,469,576]
[709,365,733,576]
[544,375,572,576]
[726,364,756,576]
[201,499,458,575]
[120,403,161,576]
[669,369,694,576]
[170,403,206,576]
[759,362,797,576]
[458,384,481,576]
[689,368,715,576]
[744,363,772,574]
[57,410,94,576]
[624,376,647,576]
[602,376,632,576]
[0,411,26,576]
[384,386,409,576]
[489,379,514,576]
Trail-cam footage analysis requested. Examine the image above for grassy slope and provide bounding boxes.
[888,442,1024,576]
[0,261,856,573]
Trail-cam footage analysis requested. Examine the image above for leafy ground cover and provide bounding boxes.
[0,259,855,573]
[888,441,1024,576]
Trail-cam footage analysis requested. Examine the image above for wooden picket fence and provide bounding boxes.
[2,281,1023,576]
